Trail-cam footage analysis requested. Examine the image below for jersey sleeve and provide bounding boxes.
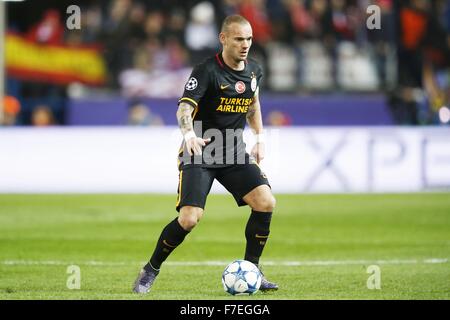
[253,65,263,97]
[178,62,210,108]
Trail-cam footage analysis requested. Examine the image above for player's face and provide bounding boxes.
[221,22,253,63]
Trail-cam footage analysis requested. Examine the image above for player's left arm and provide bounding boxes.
[246,90,265,163]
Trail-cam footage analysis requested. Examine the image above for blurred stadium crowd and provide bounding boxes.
[2,0,450,126]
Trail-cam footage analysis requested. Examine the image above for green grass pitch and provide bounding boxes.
[0,193,449,300]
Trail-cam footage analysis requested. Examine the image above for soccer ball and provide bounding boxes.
[222,260,262,295]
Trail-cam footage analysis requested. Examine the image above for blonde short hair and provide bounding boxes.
[221,15,251,33]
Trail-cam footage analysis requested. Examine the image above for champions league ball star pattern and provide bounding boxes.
[222,260,262,295]
[185,77,198,90]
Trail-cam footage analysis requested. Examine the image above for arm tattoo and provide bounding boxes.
[177,103,194,135]
[246,105,257,119]
[246,96,264,135]
[246,102,257,120]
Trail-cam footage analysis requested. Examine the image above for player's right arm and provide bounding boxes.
[176,102,210,156]
[177,62,211,156]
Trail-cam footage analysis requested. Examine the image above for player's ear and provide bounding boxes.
[219,32,226,46]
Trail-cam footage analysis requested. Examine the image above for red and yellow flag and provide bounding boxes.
[5,33,106,86]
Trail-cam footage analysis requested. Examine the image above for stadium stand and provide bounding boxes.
[2,0,449,126]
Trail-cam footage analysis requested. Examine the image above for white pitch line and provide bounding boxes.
[0,258,448,267]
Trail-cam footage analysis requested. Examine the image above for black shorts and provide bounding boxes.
[175,161,270,212]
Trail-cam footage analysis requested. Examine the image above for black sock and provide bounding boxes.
[244,210,272,266]
[145,217,189,271]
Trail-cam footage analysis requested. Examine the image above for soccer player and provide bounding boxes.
[133,15,278,294]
